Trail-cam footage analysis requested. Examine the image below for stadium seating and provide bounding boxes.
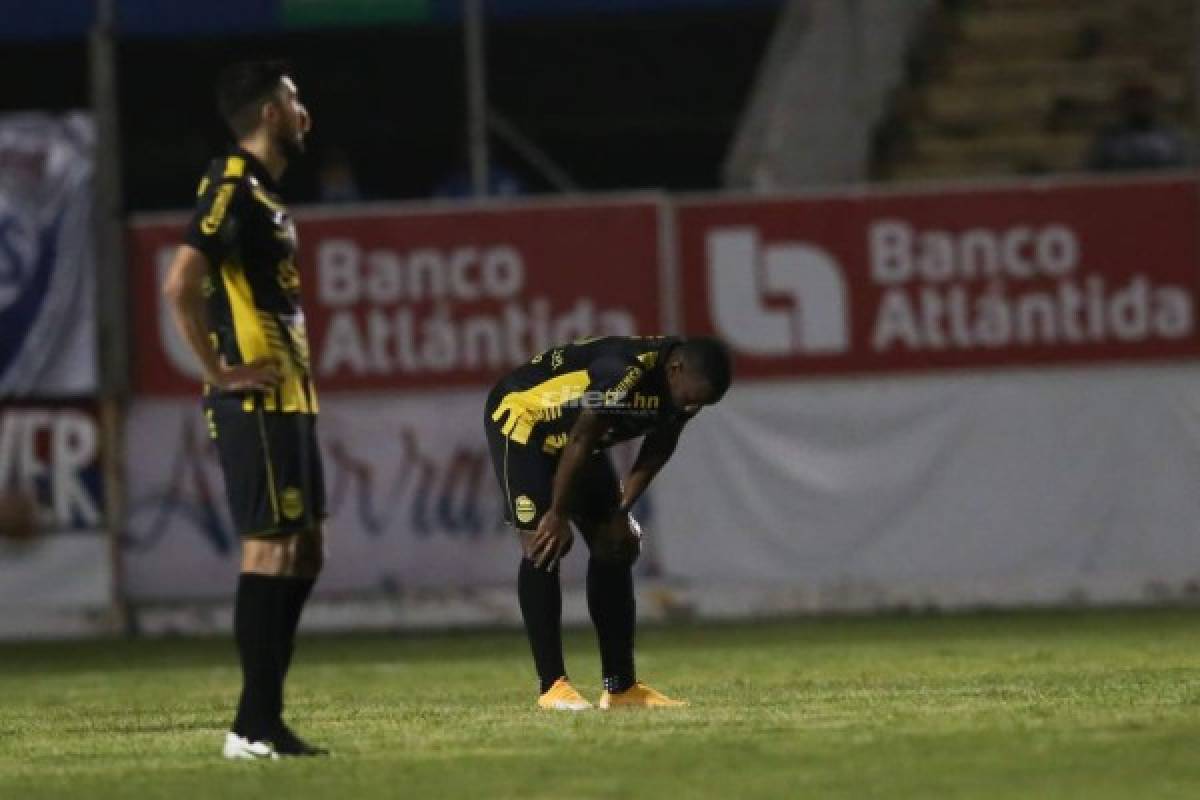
[876,0,1196,181]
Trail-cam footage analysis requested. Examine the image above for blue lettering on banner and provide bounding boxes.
[124,413,655,557]
[0,406,104,534]
[0,213,60,388]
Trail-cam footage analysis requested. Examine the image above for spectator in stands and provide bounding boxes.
[1087,82,1190,172]
[316,146,362,204]
[434,161,527,199]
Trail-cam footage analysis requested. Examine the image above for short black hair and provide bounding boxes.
[677,336,733,401]
[215,60,290,138]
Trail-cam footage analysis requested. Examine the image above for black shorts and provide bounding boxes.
[484,391,621,531]
[205,392,327,537]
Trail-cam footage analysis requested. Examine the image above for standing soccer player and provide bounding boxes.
[484,335,731,709]
[162,61,327,758]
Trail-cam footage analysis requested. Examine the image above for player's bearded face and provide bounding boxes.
[273,77,311,160]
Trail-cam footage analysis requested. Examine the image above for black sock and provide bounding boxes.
[587,557,636,694]
[274,577,316,722]
[518,558,566,694]
[280,577,316,680]
[231,574,287,740]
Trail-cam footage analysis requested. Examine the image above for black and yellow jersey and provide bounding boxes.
[184,148,317,414]
[487,336,694,456]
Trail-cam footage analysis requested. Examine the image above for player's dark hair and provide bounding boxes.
[215,60,290,138]
[678,337,732,401]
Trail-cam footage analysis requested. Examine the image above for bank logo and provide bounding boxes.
[706,227,848,356]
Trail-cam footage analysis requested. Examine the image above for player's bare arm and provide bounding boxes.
[162,244,281,391]
[529,408,611,569]
[618,419,684,515]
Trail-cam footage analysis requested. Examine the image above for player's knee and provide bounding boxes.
[241,530,323,577]
[593,537,639,566]
[518,526,573,562]
[241,538,287,575]
[592,521,641,566]
[295,528,325,577]
[518,529,538,561]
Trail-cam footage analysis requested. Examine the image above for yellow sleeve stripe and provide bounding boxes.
[200,182,236,235]
[490,370,591,445]
[223,156,246,178]
[252,186,285,212]
[254,408,282,524]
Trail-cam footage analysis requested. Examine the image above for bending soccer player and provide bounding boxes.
[163,61,327,758]
[484,336,732,710]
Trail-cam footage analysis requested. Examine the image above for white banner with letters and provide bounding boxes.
[652,364,1200,610]
[0,113,96,396]
[0,402,109,619]
[122,392,657,602]
[124,365,1200,613]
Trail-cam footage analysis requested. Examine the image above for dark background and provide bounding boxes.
[0,5,780,210]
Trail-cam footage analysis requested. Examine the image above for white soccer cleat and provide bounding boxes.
[223,732,279,760]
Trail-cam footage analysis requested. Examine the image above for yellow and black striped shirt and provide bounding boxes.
[184,148,317,414]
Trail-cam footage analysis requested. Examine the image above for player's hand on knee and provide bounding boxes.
[531,509,573,570]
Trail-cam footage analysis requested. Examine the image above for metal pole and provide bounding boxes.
[487,109,579,192]
[1194,0,1200,144]
[464,0,490,197]
[89,0,133,635]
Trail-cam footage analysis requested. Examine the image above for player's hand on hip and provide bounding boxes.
[213,356,282,391]
[531,509,573,570]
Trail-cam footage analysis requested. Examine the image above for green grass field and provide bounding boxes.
[3,609,1200,799]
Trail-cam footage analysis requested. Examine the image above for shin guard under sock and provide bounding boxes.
[587,557,636,693]
[231,574,288,739]
[518,558,566,694]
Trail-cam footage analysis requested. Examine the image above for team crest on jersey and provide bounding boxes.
[514,495,537,524]
[281,487,304,520]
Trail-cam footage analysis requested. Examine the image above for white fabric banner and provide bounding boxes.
[0,402,110,633]
[125,366,1200,614]
[0,113,96,396]
[653,364,1200,610]
[123,393,656,602]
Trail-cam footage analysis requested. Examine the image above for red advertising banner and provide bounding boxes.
[128,199,664,395]
[679,178,1200,378]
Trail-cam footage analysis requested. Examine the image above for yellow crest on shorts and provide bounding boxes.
[514,495,537,524]
[281,487,304,521]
